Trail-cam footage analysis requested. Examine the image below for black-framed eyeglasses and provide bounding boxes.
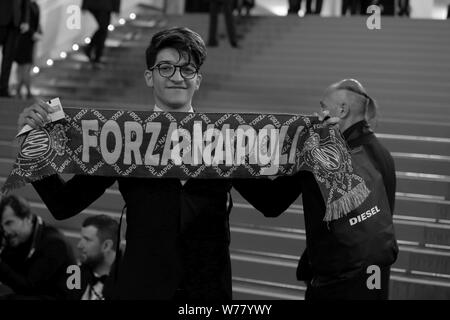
[149,62,198,79]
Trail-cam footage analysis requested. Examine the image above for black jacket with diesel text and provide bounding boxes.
[234,120,396,284]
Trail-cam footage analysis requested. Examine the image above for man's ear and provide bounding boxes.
[24,216,33,228]
[102,239,113,252]
[144,70,153,88]
[339,103,350,118]
[195,73,202,91]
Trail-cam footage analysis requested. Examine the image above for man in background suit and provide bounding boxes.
[0,0,30,97]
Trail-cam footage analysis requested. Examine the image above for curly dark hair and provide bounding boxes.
[145,27,207,70]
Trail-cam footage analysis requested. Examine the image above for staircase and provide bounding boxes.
[0,8,449,300]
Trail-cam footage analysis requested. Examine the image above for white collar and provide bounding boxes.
[153,105,194,113]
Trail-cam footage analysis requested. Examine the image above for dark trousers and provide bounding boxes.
[397,0,409,16]
[448,5,450,19]
[378,0,395,16]
[305,267,391,300]
[289,0,322,15]
[0,26,19,94]
[342,0,358,15]
[208,0,237,46]
[288,0,301,14]
[359,0,372,15]
[87,9,111,62]
[305,0,322,14]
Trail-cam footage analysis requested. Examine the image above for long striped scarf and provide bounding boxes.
[2,106,369,221]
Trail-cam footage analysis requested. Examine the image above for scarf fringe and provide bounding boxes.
[1,173,54,196]
[324,181,371,222]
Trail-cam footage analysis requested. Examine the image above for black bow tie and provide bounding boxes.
[91,274,108,285]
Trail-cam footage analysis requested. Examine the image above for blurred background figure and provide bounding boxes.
[235,0,255,17]
[0,0,30,97]
[305,0,323,15]
[74,215,119,300]
[14,0,42,100]
[342,0,399,16]
[342,0,358,15]
[208,0,239,48]
[81,0,121,68]
[0,194,75,300]
[376,0,395,16]
[288,0,323,16]
[397,0,410,16]
[288,0,301,15]
[360,0,373,14]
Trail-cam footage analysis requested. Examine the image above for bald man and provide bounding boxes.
[234,79,396,300]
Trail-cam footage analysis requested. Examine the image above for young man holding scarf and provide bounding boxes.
[16,27,265,300]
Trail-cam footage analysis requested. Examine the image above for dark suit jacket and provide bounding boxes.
[0,0,30,27]
[82,0,121,13]
[70,264,116,300]
[33,176,235,300]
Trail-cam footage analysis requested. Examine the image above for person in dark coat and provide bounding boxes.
[17,27,262,300]
[0,0,30,97]
[81,0,121,67]
[14,0,42,99]
[0,194,76,300]
[235,79,397,300]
